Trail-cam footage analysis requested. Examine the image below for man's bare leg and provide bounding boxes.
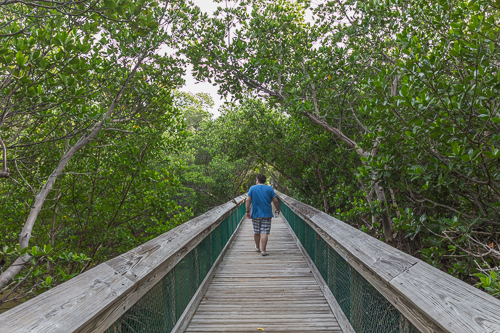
[261,233,269,252]
[254,234,261,249]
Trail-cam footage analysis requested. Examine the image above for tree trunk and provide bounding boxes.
[389,185,401,218]
[0,57,145,290]
[373,180,394,245]
[0,134,9,178]
[314,154,330,213]
[47,193,62,273]
[303,111,394,245]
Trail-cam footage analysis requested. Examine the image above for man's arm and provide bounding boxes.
[272,196,280,215]
[245,196,252,219]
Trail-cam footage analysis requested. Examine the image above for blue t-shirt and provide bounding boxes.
[247,185,276,218]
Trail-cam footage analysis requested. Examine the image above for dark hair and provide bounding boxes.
[256,174,266,184]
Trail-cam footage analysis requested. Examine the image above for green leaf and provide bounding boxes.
[483,151,496,159]
[31,246,40,256]
[16,51,25,66]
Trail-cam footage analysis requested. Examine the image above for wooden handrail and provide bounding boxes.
[277,191,500,333]
[0,195,246,333]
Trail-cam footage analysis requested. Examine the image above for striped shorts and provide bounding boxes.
[252,217,272,234]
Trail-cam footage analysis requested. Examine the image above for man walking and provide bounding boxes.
[245,174,280,256]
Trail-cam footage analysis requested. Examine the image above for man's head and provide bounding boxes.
[256,174,266,184]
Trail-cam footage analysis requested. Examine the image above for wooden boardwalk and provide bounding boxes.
[185,216,343,332]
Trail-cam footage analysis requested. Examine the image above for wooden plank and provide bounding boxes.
[185,217,344,332]
[187,323,341,327]
[281,213,356,333]
[198,299,328,311]
[277,191,500,333]
[171,215,246,333]
[194,308,333,312]
[107,195,246,283]
[195,306,331,311]
[185,325,342,331]
[0,196,246,333]
[190,314,337,320]
[190,317,339,322]
[0,263,133,333]
[189,328,342,333]
[389,261,500,332]
[189,328,341,333]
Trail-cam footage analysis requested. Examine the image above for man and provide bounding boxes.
[246,174,280,256]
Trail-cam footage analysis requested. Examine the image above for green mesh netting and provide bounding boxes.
[220,217,229,248]
[279,199,420,333]
[212,224,222,260]
[197,234,213,280]
[104,203,244,333]
[175,250,198,318]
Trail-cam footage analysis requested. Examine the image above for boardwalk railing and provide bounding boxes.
[277,191,500,333]
[0,195,246,333]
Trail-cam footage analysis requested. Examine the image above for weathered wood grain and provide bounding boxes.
[171,215,246,333]
[185,216,343,332]
[281,212,356,333]
[277,191,500,333]
[0,196,246,333]
[108,195,246,283]
[0,263,133,333]
[390,261,500,332]
[186,327,342,333]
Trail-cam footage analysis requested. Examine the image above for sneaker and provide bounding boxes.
[261,251,269,256]
[255,246,261,252]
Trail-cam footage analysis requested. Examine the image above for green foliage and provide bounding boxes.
[0,83,191,308]
[171,91,252,216]
[181,0,500,297]
[0,0,200,309]
[2,0,500,309]
[475,271,500,296]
